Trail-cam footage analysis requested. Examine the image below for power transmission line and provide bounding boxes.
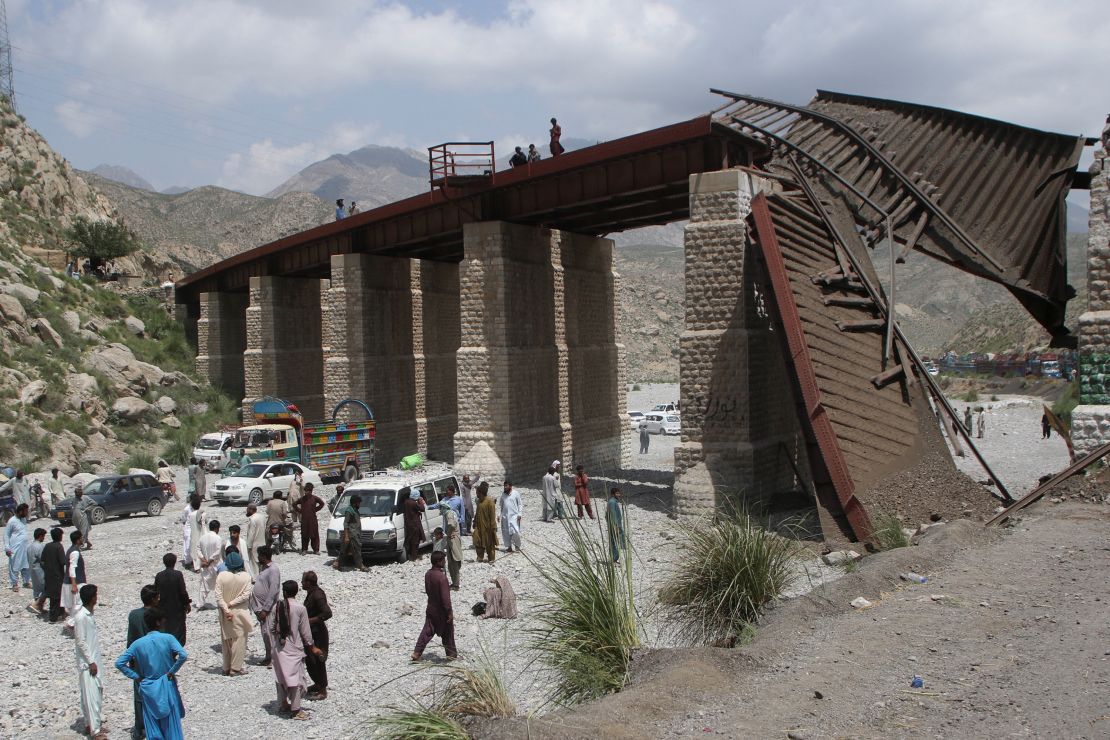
[0,0,16,110]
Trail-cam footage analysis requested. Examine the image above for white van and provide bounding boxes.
[324,465,459,563]
[192,432,235,470]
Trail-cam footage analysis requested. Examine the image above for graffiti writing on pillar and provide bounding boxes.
[694,394,739,422]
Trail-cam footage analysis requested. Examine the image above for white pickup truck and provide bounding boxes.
[192,432,235,470]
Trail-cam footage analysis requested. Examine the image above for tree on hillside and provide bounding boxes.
[64,216,141,268]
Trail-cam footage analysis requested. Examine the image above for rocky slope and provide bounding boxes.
[90,163,156,191]
[0,99,235,475]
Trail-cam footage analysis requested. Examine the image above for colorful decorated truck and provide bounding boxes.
[229,397,376,482]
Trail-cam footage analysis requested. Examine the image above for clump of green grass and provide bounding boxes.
[660,507,800,645]
[367,704,467,740]
[433,650,516,719]
[121,451,158,474]
[526,514,639,706]
[872,512,910,551]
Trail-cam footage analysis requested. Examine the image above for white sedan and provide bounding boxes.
[211,462,322,506]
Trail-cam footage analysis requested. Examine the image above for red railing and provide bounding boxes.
[428,141,496,189]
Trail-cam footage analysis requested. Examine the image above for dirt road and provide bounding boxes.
[479,502,1110,738]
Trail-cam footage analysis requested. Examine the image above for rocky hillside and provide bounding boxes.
[81,171,332,272]
[0,99,236,476]
[90,163,156,191]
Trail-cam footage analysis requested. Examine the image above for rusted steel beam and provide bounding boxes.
[986,441,1110,526]
[823,295,875,308]
[750,192,874,543]
[870,364,907,389]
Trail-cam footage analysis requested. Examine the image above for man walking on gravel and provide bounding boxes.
[62,530,88,629]
[115,607,188,740]
[438,503,463,590]
[403,490,426,562]
[251,546,280,666]
[72,486,93,550]
[295,482,326,555]
[302,570,331,700]
[607,487,626,563]
[574,464,595,519]
[334,494,368,572]
[639,422,651,454]
[541,466,559,523]
[197,520,224,609]
[155,553,192,646]
[499,481,523,553]
[473,482,498,563]
[215,552,253,676]
[124,585,159,740]
[74,583,106,740]
[411,551,457,662]
[245,503,267,579]
[42,527,66,623]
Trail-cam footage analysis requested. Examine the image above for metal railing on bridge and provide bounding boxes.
[428,141,496,190]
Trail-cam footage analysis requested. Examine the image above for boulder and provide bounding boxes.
[30,318,63,349]
[161,415,181,429]
[61,310,80,333]
[20,379,47,407]
[124,316,145,336]
[65,373,100,412]
[0,282,40,303]
[822,550,862,566]
[155,395,177,414]
[59,429,87,453]
[83,317,107,334]
[45,275,64,290]
[112,396,154,420]
[85,343,164,393]
[0,294,26,324]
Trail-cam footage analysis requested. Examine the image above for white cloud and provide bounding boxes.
[217,121,378,194]
[54,99,120,138]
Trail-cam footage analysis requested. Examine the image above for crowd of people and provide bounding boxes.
[1,456,629,737]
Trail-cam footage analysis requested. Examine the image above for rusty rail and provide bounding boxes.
[985,441,1110,525]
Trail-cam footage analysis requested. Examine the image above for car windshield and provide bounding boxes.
[196,437,223,450]
[335,490,395,517]
[84,479,115,496]
[234,430,274,448]
[230,464,268,479]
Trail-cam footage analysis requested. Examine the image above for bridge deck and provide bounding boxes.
[176,116,762,303]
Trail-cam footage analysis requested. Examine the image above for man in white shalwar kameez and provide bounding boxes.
[197,520,224,609]
[499,481,523,552]
[182,494,206,571]
[74,584,106,739]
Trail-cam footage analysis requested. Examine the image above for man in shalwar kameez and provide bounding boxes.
[215,552,253,675]
[4,503,31,590]
[269,579,321,719]
[196,519,223,609]
[499,481,523,553]
[74,584,106,739]
[411,551,457,661]
[114,607,188,740]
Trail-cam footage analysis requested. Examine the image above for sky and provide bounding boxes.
[9,0,1110,197]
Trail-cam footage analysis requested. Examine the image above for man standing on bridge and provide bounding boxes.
[549,117,565,157]
[335,198,345,221]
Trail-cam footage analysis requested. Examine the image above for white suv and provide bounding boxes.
[325,466,459,563]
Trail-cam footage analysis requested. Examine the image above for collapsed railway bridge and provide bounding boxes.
[175,89,1095,543]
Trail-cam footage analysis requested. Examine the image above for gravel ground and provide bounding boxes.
[945,395,1072,495]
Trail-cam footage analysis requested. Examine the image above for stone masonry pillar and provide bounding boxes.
[322,254,418,467]
[558,231,629,473]
[417,260,460,462]
[454,222,624,479]
[243,276,326,421]
[673,170,804,516]
[195,292,247,400]
[1072,116,1110,456]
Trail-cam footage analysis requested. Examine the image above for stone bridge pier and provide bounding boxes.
[193,221,625,478]
[673,170,808,517]
[453,221,628,479]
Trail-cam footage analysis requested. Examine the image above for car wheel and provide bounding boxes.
[343,464,358,483]
[147,498,163,516]
[248,488,264,506]
[90,507,107,525]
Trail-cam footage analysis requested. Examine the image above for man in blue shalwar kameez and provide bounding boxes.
[114,608,188,740]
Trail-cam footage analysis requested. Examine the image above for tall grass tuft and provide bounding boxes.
[526,512,639,706]
[659,507,800,645]
[367,703,468,740]
[433,648,516,719]
[872,512,910,551]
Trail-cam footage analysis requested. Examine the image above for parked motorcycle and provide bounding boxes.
[268,522,296,554]
[30,482,48,520]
